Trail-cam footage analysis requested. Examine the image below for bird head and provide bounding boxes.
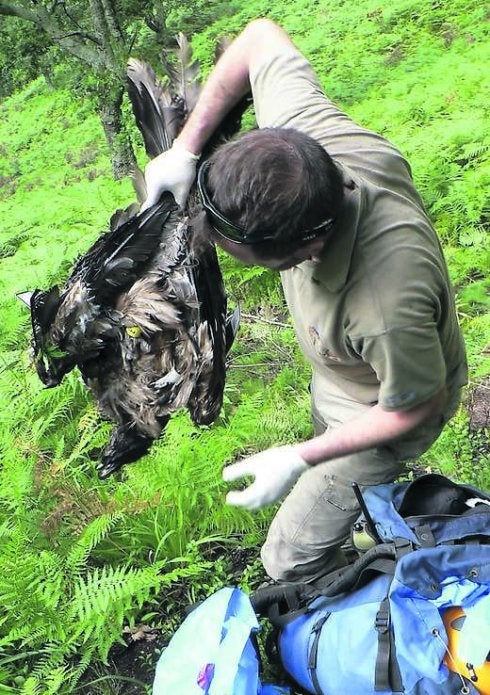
[34,341,77,388]
[18,287,76,387]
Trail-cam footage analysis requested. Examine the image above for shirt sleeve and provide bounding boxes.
[359,324,447,411]
[249,51,412,183]
[249,50,356,135]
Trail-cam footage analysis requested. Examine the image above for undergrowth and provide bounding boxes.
[0,0,488,692]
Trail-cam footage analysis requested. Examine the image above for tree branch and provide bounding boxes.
[0,1,39,22]
[0,0,110,69]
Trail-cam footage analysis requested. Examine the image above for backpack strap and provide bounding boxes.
[316,543,398,597]
[374,597,403,693]
[251,582,320,628]
[308,613,332,695]
[371,538,413,693]
[314,544,407,693]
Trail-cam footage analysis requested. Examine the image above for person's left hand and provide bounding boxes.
[141,141,199,210]
[222,446,309,511]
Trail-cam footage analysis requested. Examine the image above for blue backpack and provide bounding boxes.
[152,586,290,694]
[251,474,490,695]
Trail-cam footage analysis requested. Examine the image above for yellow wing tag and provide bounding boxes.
[126,326,142,338]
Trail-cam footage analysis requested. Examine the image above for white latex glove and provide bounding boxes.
[223,446,309,511]
[142,141,199,210]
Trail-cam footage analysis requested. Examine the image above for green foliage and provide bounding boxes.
[0,312,309,690]
[421,408,489,490]
[163,0,240,39]
[0,522,204,692]
[0,16,54,99]
[0,0,488,691]
[217,249,283,310]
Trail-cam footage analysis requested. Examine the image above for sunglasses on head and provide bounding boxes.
[197,160,335,245]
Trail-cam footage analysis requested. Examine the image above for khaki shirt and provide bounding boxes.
[250,51,467,411]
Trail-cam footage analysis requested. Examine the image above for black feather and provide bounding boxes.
[126,58,192,158]
[186,242,228,426]
[74,194,177,302]
[29,286,61,355]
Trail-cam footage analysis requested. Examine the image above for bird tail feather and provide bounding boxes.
[160,33,201,115]
[126,58,184,159]
[127,36,201,162]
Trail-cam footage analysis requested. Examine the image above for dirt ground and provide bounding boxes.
[468,379,490,430]
[99,633,168,694]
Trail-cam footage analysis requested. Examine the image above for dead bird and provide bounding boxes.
[20,37,246,479]
[20,199,175,388]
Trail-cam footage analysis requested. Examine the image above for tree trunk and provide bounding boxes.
[1,0,136,179]
[98,87,137,180]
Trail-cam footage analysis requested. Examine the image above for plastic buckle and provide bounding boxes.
[393,537,413,558]
[375,610,390,633]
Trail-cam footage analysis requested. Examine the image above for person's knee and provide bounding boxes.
[260,537,347,583]
[259,466,357,579]
[260,541,292,582]
[259,460,401,583]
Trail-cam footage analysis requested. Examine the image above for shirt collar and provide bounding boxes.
[298,166,362,293]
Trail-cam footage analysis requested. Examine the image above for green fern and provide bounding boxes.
[66,514,123,575]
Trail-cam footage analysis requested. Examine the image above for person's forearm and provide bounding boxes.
[296,390,446,466]
[176,19,295,155]
[176,44,250,155]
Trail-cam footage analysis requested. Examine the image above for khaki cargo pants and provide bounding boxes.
[260,375,461,583]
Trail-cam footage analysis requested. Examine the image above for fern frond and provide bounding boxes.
[461,141,490,162]
[66,513,122,575]
[43,666,70,695]
[0,624,36,648]
[31,551,66,612]
[69,561,199,661]
[0,519,14,539]
[19,676,42,695]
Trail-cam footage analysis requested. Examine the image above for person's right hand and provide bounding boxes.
[142,141,199,210]
[223,446,309,511]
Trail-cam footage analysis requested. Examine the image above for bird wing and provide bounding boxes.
[186,241,229,425]
[68,195,177,306]
[127,58,186,158]
[31,197,177,380]
[160,33,201,116]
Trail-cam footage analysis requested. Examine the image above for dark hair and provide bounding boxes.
[192,127,344,259]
